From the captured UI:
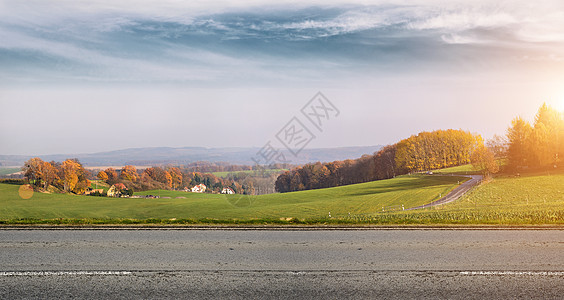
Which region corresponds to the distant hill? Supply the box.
[0,146,383,167]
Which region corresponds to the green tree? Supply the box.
[507,116,532,169]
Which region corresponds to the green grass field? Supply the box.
[378,170,564,225]
[2,166,564,225]
[431,164,480,175]
[89,180,110,192]
[0,168,20,176]
[0,174,465,222]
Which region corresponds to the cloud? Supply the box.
[409,11,517,32]
[1,0,564,85]
[277,9,390,35]
[440,33,483,45]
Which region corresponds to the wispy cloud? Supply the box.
[1,0,564,85]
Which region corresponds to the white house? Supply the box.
[221,187,235,194]
[191,184,206,193]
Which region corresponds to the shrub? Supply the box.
[0,179,25,185]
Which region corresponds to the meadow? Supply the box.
[0,168,20,176]
[0,174,464,223]
[404,171,564,224]
[1,168,564,225]
[431,164,481,175]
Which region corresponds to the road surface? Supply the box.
[408,175,483,210]
[1,229,563,299]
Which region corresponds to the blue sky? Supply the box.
[2,0,564,155]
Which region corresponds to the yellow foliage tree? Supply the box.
[168,167,182,189]
[61,159,80,193]
[120,165,138,182]
[97,171,109,181]
[471,144,499,177]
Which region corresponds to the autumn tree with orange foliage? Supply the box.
[143,167,172,188]
[97,171,109,181]
[395,129,481,173]
[103,168,118,184]
[22,158,44,185]
[61,159,80,193]
[120,165,138,182]
[22,158,59,190]
[471,144,499,177]
[23,158,89,193]
[41,161,59,189]
[168,167,183,189]
[276,129,483,193]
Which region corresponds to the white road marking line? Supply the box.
[286,271,306,275]
[0,271,132,276]
[460,271,564,276]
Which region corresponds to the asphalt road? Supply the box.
[1,229,563,299]
[408,175,483,210]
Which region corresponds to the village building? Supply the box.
[107,183,127,197]
[221,187,235,194]
[191,184,206,193]
[106,185,120,197]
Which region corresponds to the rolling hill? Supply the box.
[0,145,382,167]
[0,174,462,221]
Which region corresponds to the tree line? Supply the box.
[275,129,483,193]
[22,158,90,194]
[97,166,255,194]
[395,129,481,172]
[22,158,283,195]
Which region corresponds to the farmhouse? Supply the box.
[107,183,127,197]
[191,184,206,193]
[107,185,120,197]
[221,187,235,194]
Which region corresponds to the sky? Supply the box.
[2,0,564,155]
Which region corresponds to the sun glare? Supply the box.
[550,94,564,112]
[558,99,564,112]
